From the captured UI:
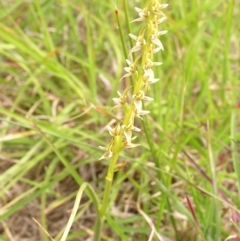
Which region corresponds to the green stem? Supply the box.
[115,7,133,87]
[123,0,135,60]
[115,9,128,59]
[100,152,120,216]
[93,215,103,241]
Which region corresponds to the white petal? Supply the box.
[144,68,154,78]
[111,104,121,110]
[153,47,163,53]
[131,17,145,23]
[99,151,113,160]
[124,136,140,149]
[129,34,138,40]
[139,110,150,115]
[152,61,163,66]
[124,130,132,143]
[152,38,164,50]
[160,4,169,9]
[124,66,131,72]
[158,30,168,35]
[120,72,132,81]
[113,97,120,104]
[99,146,107,151]
[129,45,142,55]
[134,7,143,13]
[143,96,154,102]
[148,78,159,84]
[144,69,159,84]
[134,100,143,112]
[106,126,114,136]
[125,141,141,149]
[126,59,132,65]
[131,136,137,141]
[132,126,141,132]
[158,16,167,24]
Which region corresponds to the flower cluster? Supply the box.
[100,0,167,161]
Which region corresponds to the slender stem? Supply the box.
[94,154,120,241]
[100,177,113,216]
[100,152,120,216]
[123,0,134,55]
[93,215,103,241]
[115,9,128,59]
[115,7,133,87]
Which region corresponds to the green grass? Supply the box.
[0,0,240,240]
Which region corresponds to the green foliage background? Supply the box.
[0,0,239,240]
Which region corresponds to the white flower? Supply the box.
[122,117,141,145]
[99,146,113,160]
[133,99,150,117]
[99,139,115,160]
[152,3,169,15]
[124,121,141,132]
[123,136,140,149]
[132,7,150,22]
[123,129,132,144]
[120,59,136,80]
[113,91,126,108]
[144,58,163,70]
[106,123,122,137]
[129,34,146,55]
[152,30,167,53]
[132,90,154,118]
[143,69,159,84]
[134,98,143,114]
[124,141,141,149]
[151,35,164,51]
[132,91,148,114]
[112,86,132,108]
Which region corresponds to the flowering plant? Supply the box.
[99,0,168,217]
[61,1,167,241]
